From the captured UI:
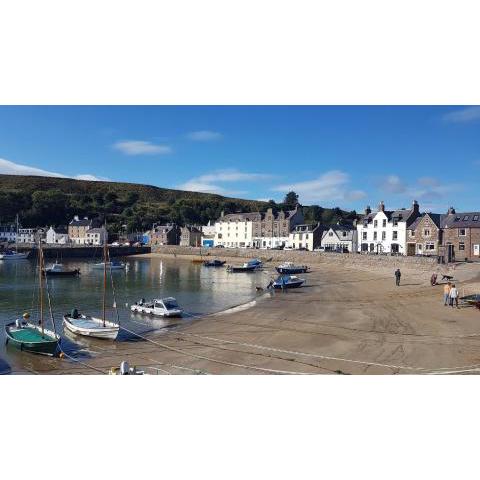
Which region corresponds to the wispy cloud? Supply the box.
[272,170,366,204]
[178,169,274,195]
[186,130,223,142]
[442,106,480,123]
[0,158,107,181]
[379,174,407,194]
[113,140,173,155]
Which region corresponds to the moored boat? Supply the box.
[203,259,226,267]
[0,250,29,260]
[131,297,183,317]
[4,242,60,356]
[44,262,80,276]
[64,233,120,340]
[92,260,126,270]
[227,262,258,272]
[276,262,309,274]
[270,275,305,289]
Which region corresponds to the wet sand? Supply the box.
[7,256,480,375]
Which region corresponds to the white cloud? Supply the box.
[113,140,172,155]
[380,174,407,194]
[186,130,223,142]
[0,157,107,181]
[442,106,480,123]
[272,170,365,204]
[178,169,273,195]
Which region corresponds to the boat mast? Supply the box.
[15,214,19,253]
[39,241,44,337]
[102,223,107,327]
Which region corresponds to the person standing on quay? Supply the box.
[443,282,451,306]
[394,268,401,286]
[449,284,459,309]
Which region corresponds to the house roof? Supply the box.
[181,226,202,234]
[87,228,105,234]
[69,218,92,227]
[293,223,319,233]
[322,226,355,241]
[442,212,480,228]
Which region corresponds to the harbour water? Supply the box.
[0,256,267,373]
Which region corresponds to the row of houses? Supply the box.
[0,216,108,246]
[356,201,480,262]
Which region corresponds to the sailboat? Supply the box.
[4,242,61,356]
[0,215,29,260]
[63,237,120,340]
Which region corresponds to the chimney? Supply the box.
[74,215,79,221]
[412,200,419,213]
[365,205,371,215]
[378,201,385,212]
[447,206,456,215]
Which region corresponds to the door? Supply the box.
[474,244,480,256]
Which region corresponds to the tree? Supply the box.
[283,191,299,206]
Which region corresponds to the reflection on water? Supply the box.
[0,256,269,373]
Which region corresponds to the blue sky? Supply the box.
[1,106,480,213]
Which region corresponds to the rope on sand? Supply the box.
[118,325,313,375]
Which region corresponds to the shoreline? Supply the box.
[6,255,480,375]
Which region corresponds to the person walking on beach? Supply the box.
[449,284,459,309]
[443,282,451,306]
[394,268,401,286]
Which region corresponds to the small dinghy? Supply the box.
[44,262,80,276]
[203,259,226,267]
[63,309,119,340]
[4,243,60,356]
[93,260,126,270]
[64,239,120,340]
[276,262,309,274]
[270,275,305,290]
[5,316,60,356]
[131,297,183,317]
[0,250,29,260]
[227,259,263,272]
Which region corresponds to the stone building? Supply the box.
[68,216,93,245]
[150,224,180,246]
[441,208,480,262]
[180,225,202,247]
[407,213,445,256]
[288,223,322,251]
[252,205,304,249]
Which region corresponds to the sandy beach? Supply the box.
[16,252,479,375]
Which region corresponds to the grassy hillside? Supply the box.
[0,174,357,231]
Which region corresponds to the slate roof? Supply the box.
[442,212,480,228]
[322,226,356,242]
[69,218,92,227]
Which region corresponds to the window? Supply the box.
[463,215,469,221]
[425,243,435,250]
[382,219,386,227]
[342,231,347,237]
[459,242,465,251]
[392,231,398,240]
[424,229,431,237]
[373,232,377,240]
[362,232,367,240]
[455,216,460,222]
[393,219,398,227]
[374,220,378,227]
[329,231,333,236]
[459,229,466,236]
[382,231,386,240]
[472,215,479,221]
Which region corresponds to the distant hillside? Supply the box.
[0,174,357,231]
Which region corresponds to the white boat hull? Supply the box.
[130,305,183,317]
[63,315,119,340]
[0,252,29,260]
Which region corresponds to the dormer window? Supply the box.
[455,217,460,222]
[463,215,469,221]
[474,215,479,221]
[374,220,378,227]
[393,219,398,227]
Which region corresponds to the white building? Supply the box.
[321,224,358,252]
[357,201,420,255]
[46,226,70,245]
[0,224,16,242]
[17,228,36,243]
[85,227,108,246]
[214,212,257,248]
[288,224,322,251]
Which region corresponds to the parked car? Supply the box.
[110,241,120,246]
[215,245,225,248]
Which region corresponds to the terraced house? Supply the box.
[321,223,358,252]
[407,212,445,256]
[357,200,421,255]
[441,208,480,262]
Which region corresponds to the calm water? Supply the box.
[0,256,268,373]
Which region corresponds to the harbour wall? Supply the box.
[151,245,439,269]
[13,245,151,259]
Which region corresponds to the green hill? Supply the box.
[0,174,357,231]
